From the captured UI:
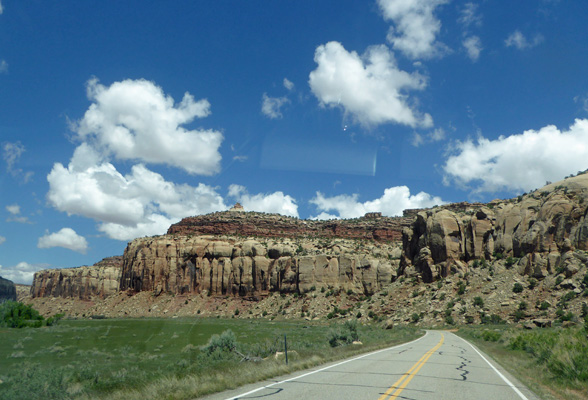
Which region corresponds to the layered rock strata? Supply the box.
[31,257,122,300]
[0,276,17,301]
[401,174,588,282]
[168,212,412,242]
[119,236,399,297]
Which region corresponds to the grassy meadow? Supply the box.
[457,325,588,400]
[0,317,421,400]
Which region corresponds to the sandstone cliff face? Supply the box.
[0,276,17,301]
[401,174,588,282]
[167,212,411,242]
[31,257,122,300]
[119,236,399,297]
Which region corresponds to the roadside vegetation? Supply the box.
[0,316,421,400]
[458,324,588,400]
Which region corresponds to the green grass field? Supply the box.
[457,325,588,400]
[0,318,420,400]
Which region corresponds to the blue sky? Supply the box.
[1,0,588,284]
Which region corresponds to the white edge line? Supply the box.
[223,331,430,400]
[456,333,530,400]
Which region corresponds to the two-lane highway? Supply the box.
[203,330,541,400]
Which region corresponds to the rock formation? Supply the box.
[401,173,588,282]
[0,276,17,301]
[167,211,412,242]
[31,257,122,300]
[119,236,399,297]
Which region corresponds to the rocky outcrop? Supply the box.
[167,211,412,242]
[0,276,17,301]
[31,257,122,300]
[119,236,398,297]
[401,174,588,282]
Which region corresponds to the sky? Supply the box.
[1,0,588,284]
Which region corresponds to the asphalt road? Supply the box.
[202,330,541,400]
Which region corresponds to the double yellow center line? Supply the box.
[378,334,445,400]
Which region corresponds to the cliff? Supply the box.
[0,276,17,301]
[31,256,123,300]
[167,212,412,242]
[119,236,401,297]
[401,173,588,282]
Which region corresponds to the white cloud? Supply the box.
[233,155,248,162]
[261,93,290,119]
[378,0,449,60]
[5,203,31,224]
[228,184,298,217]
[283,78,294,91]
[47,144,227,241]
[574,94,588,113]
[458,3,482,28]
[463,36,482,62]
[505,30,544,50]
[310,186,444,219]
[2,141,34,183]
[6,204,20,215]
[0,262,50,285]
[443,118,588,193]
[309,41,432,128]
[0,1,3,15]
[0,60,7,73]
[38,228,89,254]
[411,127,445,147]
[72,78,223,175]
[0,236,5,245]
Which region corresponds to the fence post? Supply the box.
[284,334,288,365]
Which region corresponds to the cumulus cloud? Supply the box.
[3,141,34,183]
[283,78,294,91]
[443,118,588,193]
[261,93,290,119]
[463,36,482,62]
[0,236,5,245]
[309,41,432,128]
[37,228,88,254]
[47,144,227,241]
[72,78,223,175]
[0,1,3,15]
[310,186,444,219]
[378,0,449,60]
[0,60,7,74]
[505,30,544,50]
[0,262,50,285]
[228,184,298,217]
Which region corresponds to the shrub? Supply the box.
[513,309,525,322]
[513,283,524,293]
[0,301,45,328]
[473,297,484,307]
[457,281,466,295]
[494,252,504,260]
[328,320,359,347]
[528,278,537,290]
[411,313,420,323]
[505,256,516,268]
[519,301,527,311]
[539,301,550,310]
[445,315,454,325]
[201,330,237,360]
[482,330,502,342]
[465,315,474,324]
